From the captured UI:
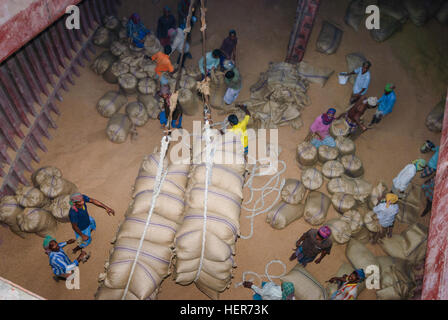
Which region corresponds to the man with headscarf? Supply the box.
[289,226,333,267]
[157,6,176,47]
[68,193,115,254]
[243,280,295,300]
[392,159,426,200]
[329,269,365,300]
[126,13,151,49]
[336,96,378,140]
[348,61,372,104]
[369,83,397,127]
[371,193,399,242]
[43,235,86,282]
[307,108,337,148]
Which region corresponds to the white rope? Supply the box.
[121,135,170,300]
[234,260,287,288]
[194,121,216,282]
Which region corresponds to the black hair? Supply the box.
[212,49,222,58]
[225,71,235,79]
[228,114,239,125]
[164,45,172,55]
[363,61,372,68]
[229,30,237,36]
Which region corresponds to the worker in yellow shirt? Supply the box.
[228,104,251,158]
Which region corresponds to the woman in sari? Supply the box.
[306,108,337,148]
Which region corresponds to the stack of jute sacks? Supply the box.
[91,16,202,144]
[0,166,78,239]
[95,149,190,300]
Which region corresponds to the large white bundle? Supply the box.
[126,102,149,127]
[301,168,323,191]
[322,160,344,179]
[335,136,356,155]
[281,264,327,300]
[303,191,331,226]
[48,195,72,222]
[137,78,156,95]
[281,179,307,205]
[15,186,48,208]
[331,193,357,214]
[364,210,381,232]
[340,210,363,235]
[341,154,364,178]
[318,145,339,163]
[138,94,160,119]
[103,61,130,84]
[346,239,379,271]
[97,91,128,118]
[190,164,244,198]
[352,178,373,202]
[106,113,132,144]
[327,218,352,244]
[39,176,78,199]
[0,196,26,238]
[327,177,356,195]
[32,166,62,187]
[296,141,317,168]
[16,208,57,237]
[368,182,388,210]
[266,202,305,229]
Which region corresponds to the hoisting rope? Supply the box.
[234,260,287,289]
[121,135,171,299]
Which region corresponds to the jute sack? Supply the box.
[397,200,420,225]
[322,160,345,179]
[272,104,301,126]
[341,154,364,178]
[377,256,413,289]
[302,168,323,191]
[266,201,305,230]
[290,116,304,130]
[316,21,343,55]
[209,71,227,109]
[346,238,379,271]
[110,41,130,57]
[370,14,402,42]
[95,286,140,300]
[304,191,331,226]
[378,0,409,23]
[195,282,220,300]
[179,75,197,91]
[144,35,163,56]
[352,178,373,202]
[93,27,116,48]
[344,0,367,31]
[364,210,381,232]
[270,87,296,104]
[191,164,244,198]
[335,136,356,155]
[327,218,352,244]
[178,88,200,116]
[352,226,370,244]
[403,0,428,26]
[125,102,149,127]
[376,256,416,300]
[185,65,202,79]
[140,152,169,176]
[103,16,121,32]
[120,51,145,67]
[330,119,350,138]
[296,142,318,168]
[318,145,339,163]
[16,208,57,237]
[129,66,148,80]
[280,264,327,300]
[103,61,130,84]
[140,60,156,78]
[425,98,445,133]
[0,196,26,238]
[327,177,356,195]
[97,91,128,118]
[48,194,72,223]
[281,179,307,205]
[39,176,78,199]
[106,113,132,144]
[32,166,62,187]
[346,52,367,85]
[15,186,48,208]
[326,263,366,298]
[368,182,388,210]
[341,210,363,235]
[332,193,357,214]
[91,51,117,75]
[118,73,138,95]
[297,61,334,87]
[138,94,160,119]
[437,1,448,24]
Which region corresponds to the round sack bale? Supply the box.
[322,160,344,179]
[17,208,57,238]
[103,16,121,32]
[281,179,307,205]
[344,0,366,31]
[331,193,357,214]
[340,210,363,235]
[138,94,160,119]
[425,98,445,133]
[290,116,304,130]
[341,154,364,178]
[327,218,352,244]
[327,177,356,195]
[137,78,156,95]
[140,61,156,77]
[178,88,200,116]
[103,61,130,84]
[316,21,343,55]
[179,75,197,91]
[266,202,305,230]
[106,113,132,144]
[335,136,356,155]
[97,91,128,117]
[281,264,327,300]
[186,65,202,79]
[296,141,317,168]
[352,226,370,244]
[346,238,379,271]
[318,145,339,163]
[91,51,118,75]
[110,41,129,57]
[93,27,116,48]
[403,0,428,26]
[378,0,409,23]
[32,166,62,187]
[330,119,350,138]
[368,182,388,209]
[129,65,148,80]
[209,71,227,109]
[15,186,48,208]
[118,73,138,95]
[304,191,331,226]
[125,102,149,127]
[370,14,402,42]
[364,210,381,232]
[39,176,78,199]
[0,196,26,238]
[352,178,373,202]
[48,195,72,223]
[143,35,162,56]
[302,168,323,191]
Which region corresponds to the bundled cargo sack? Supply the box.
[0,196,26,238]
[352,178,373,202]
[179,75,197,91]
[144,35,163,56]
[138,94,160,119]
[91,51,117,75]
[280,264,327,300]
[370,14,402,42]
[17,208,57,237]
[364,210,381,232]
[103,61,130,84]
[106,113,132,144]
[316,21,343,55]
[345,0,367,31]
[110,41,129,57]
[266,201,305,229]
[118,73,138,95]
[126,102,149,127]
[281,179,307,205]
[396,184,422,224]
[297,61,334,87]
[326,262,366,298]
[318,145,339,163]
[32,166,62,187]
[437,1,448,24]
[39,176,78,199]
[97,91,128,118]
[322,160,345,179]
[103,16,121,32]
[330,119,350,138]
[15,186,48,208]
[335,136,356,155]
[368,182,388,209]
[332,193,357,214]
[327,177,356,195]
[376,256,415,300]
[403,0,428,26]
[95,286,140,300]
[346,52,367,85]
[304,191,331,226]
[341,210,363,235]
[346,238,379,271]
[341,154,364,178]
[178,88,200,116]
[209,71,227,109]
[296,142,318,168]
[425,98,445,132]
[378,0,409,23]
[327,218,352,244]
[48,195,72,223]
[93,27,116,48]
[302,168,323,191]
[129,66,147,80]
[352,226,370,244]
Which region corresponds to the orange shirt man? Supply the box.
[152,49,174,77]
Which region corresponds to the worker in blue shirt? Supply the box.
[369,83,396,127]
[126,13,151,49]
[420,140,439,178]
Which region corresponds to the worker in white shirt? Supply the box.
[348,61,372,104]
[371,193,400,243]
[243,281,295,300]
[167,27,192,69]
[392,159,426,198]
